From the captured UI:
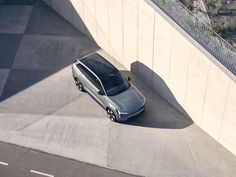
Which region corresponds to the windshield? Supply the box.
[101,71,130,96]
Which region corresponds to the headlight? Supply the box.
[142,96,146,105]
[119,111,128,115]
[137,93,146,105]
[116,109,128,115]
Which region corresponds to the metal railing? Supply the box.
[151,0,236,75]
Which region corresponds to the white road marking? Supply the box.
[0,161,8,166]
[30,170,54,177]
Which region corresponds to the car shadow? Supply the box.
[119,61,193,129]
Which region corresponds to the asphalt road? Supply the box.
[0,142,139,177]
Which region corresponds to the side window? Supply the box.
[77,63,86,74]
[77,63,103,91]
[90,75,103,91]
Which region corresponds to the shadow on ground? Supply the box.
[118,61,193,129]
[0,0,97,102]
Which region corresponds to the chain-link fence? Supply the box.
[151,0,236,75]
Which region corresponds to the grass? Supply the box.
[179,0,236,48]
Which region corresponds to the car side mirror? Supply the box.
[98,90,104,95]
[127,77,131,81]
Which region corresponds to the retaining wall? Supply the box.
[43,0,236,155]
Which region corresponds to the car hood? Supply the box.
[108,85,145,112]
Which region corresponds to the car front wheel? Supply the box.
[74,78,84,92]
[107,108,117,122]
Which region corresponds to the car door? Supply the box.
[88,74,107,108]
[78,63,106,108]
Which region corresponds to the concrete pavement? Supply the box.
[0,1,235,177]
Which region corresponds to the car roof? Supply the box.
[80,52,118,78]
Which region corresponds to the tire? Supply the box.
[74,78,84,92]
[107,108,117,122]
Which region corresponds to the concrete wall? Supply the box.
[43,0,236,155]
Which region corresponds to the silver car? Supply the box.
[72,50,146,122]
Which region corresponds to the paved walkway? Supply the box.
[0,1,235,177]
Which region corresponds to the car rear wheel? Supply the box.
[107,108,117,122]
[74,78,84,92]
